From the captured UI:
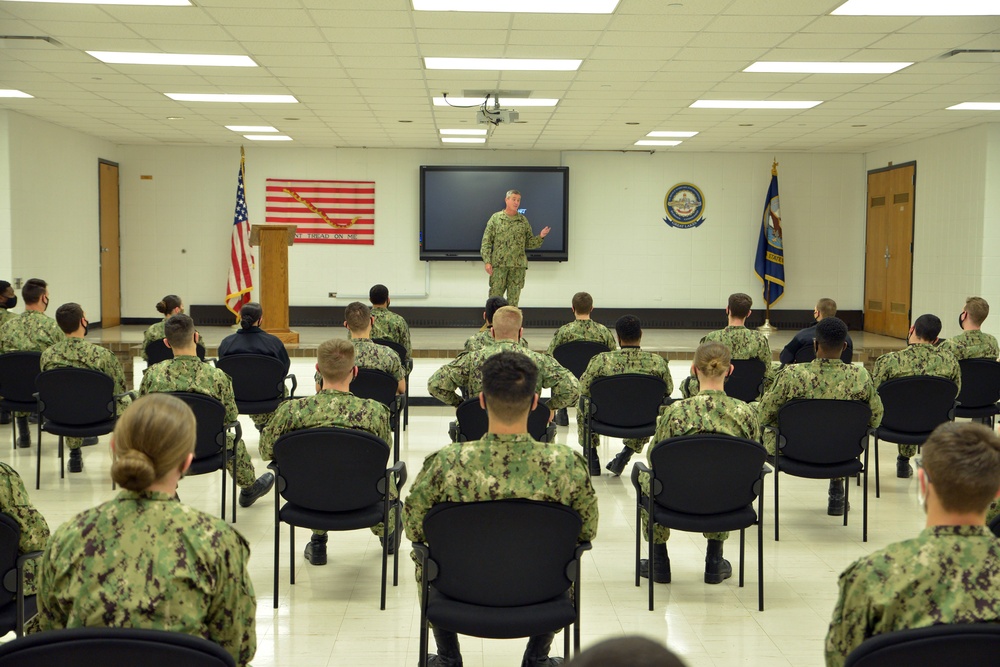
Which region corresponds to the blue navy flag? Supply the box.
[754,165,785,306]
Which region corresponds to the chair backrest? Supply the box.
[989,513,1000,538]
[372,338,408,366]
[35,368,115,426]
[168,393,227,462]
[0,627,236,667]
[552,341,611,379]
[956,359,1000,410]
[777,400,872,464]
[588,374,667,428]
[422,500,582,606]
[878,376,958,434]
[351,368,397,409]
[454,398,552,442]
[725,358,767,402]
[844,623,1000,667]
[145,341,206,366]
[272,427,390,512]
[0,352,42,404]
[647,435,766,515]
[0,514,21,610]
[215,354,287,403]
[794,343,852,364]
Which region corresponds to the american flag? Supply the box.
[264,178,375,245]
[225,148,254,316]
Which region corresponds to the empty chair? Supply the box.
[843,623,1000,667]
[0,352,42,450]
[351,368,404,462]
[954,359,1000,428]
[170,392,239,523]
[0,513,41,638]
[453,397,554,443]
[724,358,767,403]
[582,374,668,468]
[214,354,297,416]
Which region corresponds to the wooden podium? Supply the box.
[249,224,299,344]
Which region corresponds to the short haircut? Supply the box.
[616,315,642,344]
[505,189,521,198]
[922,422,1000,514]
[111,394,196,492]
[565,636,687,667]
[317,338,355,383]
[0,280,10,294]
[913,313,942,341]
[481,351,537,423]
[727,293,753,319]
[694,341,731,379]
[491,306,523,340]
[965,296,990,325]
[816,297,838,318]
[485,296,508,324]
[164,313,195,348]
[155,294,182,315]
[55,302,84,334]
[369,284,389,306]
[572,292,594,315]
[344,301,372,333]
[22,278,47,305]
[239,302,262,330]
[815,316,848,350]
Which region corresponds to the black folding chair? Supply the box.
[413,500,591,666]
[725,359,767,403]
[552,341,610,380]
[767,400,873,542]
[873,376,958,498]
[351,368,404,462]
[955,359,1000,428]
[214,354,297,416]
[0,514,41,639]
[373,338,411,429]
[170,392,240,524]
[582,374,668,466]
[454,397,555,443]
[270,427,406,610]
[145,340,206,367]
[0,352,41,450]
[844,623,1000,667]
[0,627,236,667]
[631,435,767,611]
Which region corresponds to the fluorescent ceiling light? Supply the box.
[440,129,488,135]
[414,0,618,13]
[691,100,822,109]
[0,89,33,98]
[166,93,298,103]
[947,102,1000,110]
[6,0,188,4]
[442,137,487,143]
[226,125,278,132]
[88,51,256,67]
[433,97,558,107]
[635,140,682,147]
[646,131,698,138]
[833,0,1000,15]
[244,135,292,141]
[425,57,581,71]
[745,61,911,74]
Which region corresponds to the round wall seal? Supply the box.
[663,183,707,229]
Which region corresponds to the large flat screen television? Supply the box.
[419,165,569,261]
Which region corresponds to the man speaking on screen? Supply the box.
[480,189,550,307]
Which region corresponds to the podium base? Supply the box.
[266,329,300,344]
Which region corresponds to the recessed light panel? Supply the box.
[833,0,1000,14]
[440,129,488,135]
[226,125,278,132]
[0,89,33,98]
[166,93,298,103]
[244,135,292,141]
[6,0,189,4]
[635,140,682,146]
[947,102,1000,110]
[442,137,487,143]
[88,52,256,67]
[646,131,698,138]
[425,57,581,71]
[414,0,618,13]
[691,100,822,109]
[744,61,911,74]
[433,97,558,107]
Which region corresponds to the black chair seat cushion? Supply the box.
[426,588,575,639]
[649,502,757,534]
[234,399,281,415]
[0,399,35,413]
[188,454,225,476]
[279,501,385,532]
[873,426,931,445]
[955,405,998,419]
[588,421,656,440]
[776,457,862,479]
[0,594,35,634]
[41,419,117,438]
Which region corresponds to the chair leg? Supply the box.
[843,476,849,527]
[774,468,780,542]
[757,494,764,612]
[874,437,881,498]
[563,627,569,660]
[738,528,745,587]
[392,507,401,587]
[273,506,280,609]
[221,448,227,522]
[58,436,64,480]
[647,499,655,611]
[290,527,296,586]
[634,500,642,588]
[35,427,42,491]
[863,452,869,543]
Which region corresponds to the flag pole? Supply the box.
[757,158,779,334]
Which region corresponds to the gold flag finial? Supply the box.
[771,158,778,176]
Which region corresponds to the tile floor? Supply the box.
[2,354,930,667]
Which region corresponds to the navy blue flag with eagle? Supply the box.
[754,165,785,306]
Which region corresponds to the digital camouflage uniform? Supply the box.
[313,337,405,387]
[940,329,999,361]
[757,358,883,456]
[578,347,673,454]
[681,326,773,399]
[259,388,396,538]
[138,356,258,489]
[41,337,132,451]
[988,499,1000,525]
[427,339,580,410]
[463,329,528,355]
[34,490,256,667]
[0,310,65,418]
[140,320,204,362]
[546,319,617,355]
[480,211,544,306]
[371,307,412,360]
[0,462,49,595]
[871,344,961,458]
[0,308,15,329]
[824,525,1000,667]
[639,390,759,545]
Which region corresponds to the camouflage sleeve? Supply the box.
[387,353,404,382]
[34,537,66,632]
[104,350,129,397]
[658,358,674,396]
[568,456,599,542]
[870,355,890,387]
[42,319,64,349]
[402,322,412,358]
[427,359,467,407]
[579,356,601,398]
[545,329,563,356]
[541,356,581,411]
[755,374,788,430]
[824,560,870,667]
[372,403,392,445]
[480,217,495,264]
[206,529,257,667]
[602,328,618,351]
[947,355,962,391]
[0,466,49,554]
[524,226,544,250]
[138,370,152,396]
[861,370,884,428]
[217,374,240,424]
[403,452,445,543]
[259,401,295,461]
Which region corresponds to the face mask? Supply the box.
[3,296,15,309]
[41,296,49,310]
[82,319,89,336]
[958,312,967,330]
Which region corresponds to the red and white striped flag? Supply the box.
[225,147,254,316]
[264,178,375,245]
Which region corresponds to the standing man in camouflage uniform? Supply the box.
[0,280,18,425]
[680,293,772,399]
[0,461,49,595]
[779,298,854,365]
[369,284,412,360]
[872,314,961,479]
[480,189,550,307]
[758,317,882,515]
[406,351,598,667]
[581,315,673,477]
[313,302,406,395]
[825,422,1000,667]
[261,338,396,566]
[0,279,63,449]
[40,303,133,473]
[941,296,998,361]
[139,314,274,508]
[639,342,758,586]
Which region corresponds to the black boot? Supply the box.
[896,455,913,479]
[586,446,601,476]
[380,528,401,555]
[0,410,10,425]
[554,408,568,427]
[238,472,275,508]
[639,542,671,583]
[704,539,732,585]
[426,628,463,667]
[828,478,846,516]
[521,632,561,667]
[304,533,328,566]
[81,436,99,447]
[15,416,30,449]
[69,448,83,473]
[605,445,634,477]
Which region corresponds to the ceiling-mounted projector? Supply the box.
[477,108,519,125]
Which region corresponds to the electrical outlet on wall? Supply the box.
[328,292,337,298]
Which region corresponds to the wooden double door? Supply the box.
[863,163,915,339]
